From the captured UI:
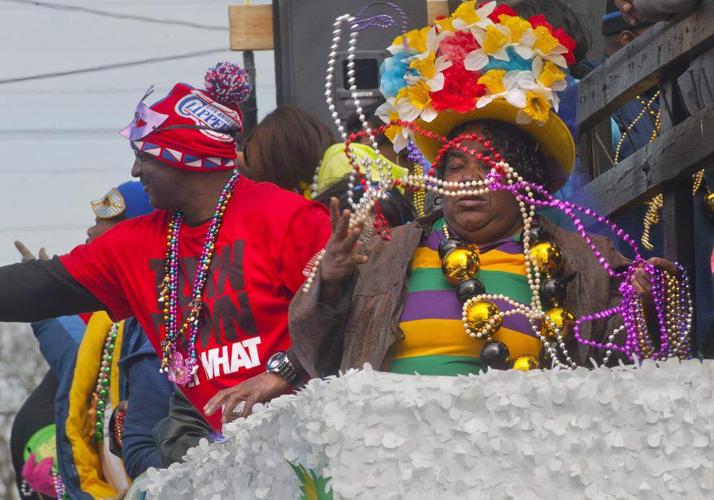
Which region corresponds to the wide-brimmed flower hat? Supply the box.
[378,1,576,189]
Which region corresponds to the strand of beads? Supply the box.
[113,408,126,450]
[302,249,326,293]
[159,170,241,384]
[52,468,67,499]
[489,175,693,361]
[92,322,119,442]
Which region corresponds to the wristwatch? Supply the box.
[266,351,299,385]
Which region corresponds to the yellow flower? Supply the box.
[537,61,565,88]
[453,1,481,27]
[410,52,438,79]
[533,26,559,55]
[384,111,401,141]
[481,25,509,55]
[478,69,507,95]
[391,26,431,54]
[523,91,551,123]
[435,16,455,33]
[397,81,432,111]
[498,14,531,44]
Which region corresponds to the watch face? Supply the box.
[267,352,286,371]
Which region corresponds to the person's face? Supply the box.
[131,152,184,210]
[86,217,124,243]
[441,124,522,244]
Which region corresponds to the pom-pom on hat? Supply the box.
[120,62,252,172]
[378,1,576,189]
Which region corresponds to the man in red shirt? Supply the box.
[0,63,330,430]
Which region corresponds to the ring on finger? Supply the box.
[229,400,246,416]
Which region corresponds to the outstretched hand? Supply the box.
[319,197,369,286]
[14,241,49,263]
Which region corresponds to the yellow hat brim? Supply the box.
[413,100,575,191]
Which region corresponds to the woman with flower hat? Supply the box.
[289,1,688,378]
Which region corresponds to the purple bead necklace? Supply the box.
[159,170,241,384]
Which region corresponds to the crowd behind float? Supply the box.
[3,0,713,498]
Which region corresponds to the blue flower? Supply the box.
[482,47,533,72]
[380,52,414,98]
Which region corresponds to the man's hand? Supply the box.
[14,241,48,263]
[614,0,642,24]
[319,197,368,286]
[203,372,291,423]
[631,257,679,301]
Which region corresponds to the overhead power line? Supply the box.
[0,0,226,31]
[0,47,228,85]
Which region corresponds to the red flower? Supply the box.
[431,65,486,113]
[554,28,577,65]
[438,31,478,67]
[487,4,517,22]
[528,15,577,65]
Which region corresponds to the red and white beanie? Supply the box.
[120,62,252,172]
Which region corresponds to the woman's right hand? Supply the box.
[319,197,368,286]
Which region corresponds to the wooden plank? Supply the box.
[229,4,274,51]
[577,0,714,130]
[571,103,714,216]
[428,0,450,22]
[661,178,694,267]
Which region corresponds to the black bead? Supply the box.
[480,341,510,370]
[526,225,549,244]
[457,279,486,303]
[438,238,460,260]
[539,278,565,307]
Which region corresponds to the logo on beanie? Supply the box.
[175,90,242,142]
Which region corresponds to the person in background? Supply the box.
[314,102,411,200]
[10,181,168,499]
[241,104,336,196]
[614,0,700,23]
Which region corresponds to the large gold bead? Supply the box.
[442,247,480,285]
[465,300,502,337]
[540,307,576,341]
[512,355,539,371]
[705,192,714,213]
[529,241,564,276]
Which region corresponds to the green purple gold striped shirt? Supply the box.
[389,218,542,376]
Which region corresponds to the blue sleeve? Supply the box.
[121,350,173,478]
[32,315,85,377]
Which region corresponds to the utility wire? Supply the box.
[0,47,228,85]
[0,0,226,31]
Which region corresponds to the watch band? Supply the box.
[267,351,299,385]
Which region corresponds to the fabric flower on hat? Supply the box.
[378,0,577,150]
[432,64,486,113]
[527,15,576,67]
[450,1,498,33]
[380,52,412,98]
[377,100,410,152]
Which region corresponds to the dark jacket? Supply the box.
[289,215,630,378]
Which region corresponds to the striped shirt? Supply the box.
[390,218,542,376]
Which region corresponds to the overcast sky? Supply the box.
[0,0,276,265]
